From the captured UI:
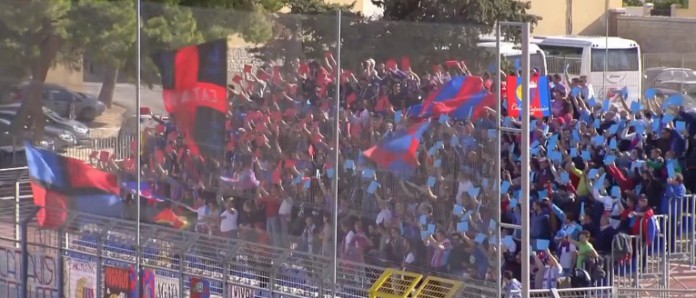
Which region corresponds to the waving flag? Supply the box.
[506,75,551,118]
[409,76,492,120]
[154,207,189,229]
[153,39,228,159]
[25,144,123,228]
[643,208,659,247]
[122,181,165,206]
[363,120,431,177]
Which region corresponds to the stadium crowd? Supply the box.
[115,52,694,292]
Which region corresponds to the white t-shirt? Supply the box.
[558,242,577,270]
[220,209,238,232]
[376,208,393,226]
[279,197,294,216]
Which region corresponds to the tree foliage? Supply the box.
[253,0,540,73]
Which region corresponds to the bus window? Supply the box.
[591,48,640,72]
[505,53,547,75]
[538,45,583,74]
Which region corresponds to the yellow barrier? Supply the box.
[413,276,464,298]
[369,268,423,298]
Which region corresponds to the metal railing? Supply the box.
[62,135,136,163]
[0,171,478,298]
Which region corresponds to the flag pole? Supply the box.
[135,0,142,296]
[331,9,342,297]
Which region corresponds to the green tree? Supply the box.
[253,0,540,73]
[0,0,76,136]
[250,0,363,67]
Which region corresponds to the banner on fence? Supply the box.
[130,268,155,298]
[64,258,97,298]
[104,266,130,298]
[155,273,179,298]
[227,284,260,298]
[190,277,210,298]
[0,246,59,297]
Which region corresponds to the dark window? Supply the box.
[539,45,583,74]
[591,48,640,72]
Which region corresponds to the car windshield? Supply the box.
[42,107,65,121]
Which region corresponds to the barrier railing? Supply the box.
[666,195,696,267]
[62,135,136,163]
[0,195,477,298]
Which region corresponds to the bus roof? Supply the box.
[477,42,543,55]
[533,35,639,49]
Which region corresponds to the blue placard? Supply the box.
[662,114,675,124]
[588,168,599,178]
[570,148,578,157]
[427,224,436,234]
[582,150,592,161]
[367,181,380,194]
[434,159,442,168]
[538,190,548,200]
[468,187,481,198]
[630,101,642,114]
[427,176,437,187]
[667,162,676,178]
[489,219,496,231]
[645,88,657,99]
[488,129,497,139]
[501,181,511,193]
[611,186,621,197]
[453,204,464,215]
[304,179,311,189]
[394,111,402,124]
[456,221,469,232]
[560,172,570,184]
[604,154,616,165]
[676,121,687,132]
[608,124,619,135]
[439,114,450,124]
[609,138,618,149]
[327,168,335,178]
[595,173,606,189]
[593,135,604,146]
[510,199,518,208]
[362,168,375,179]
[503,235,515,247]
[474,233,487,244]
[344,160,355,170]
[536,239,550,250]
[419,215,427,225]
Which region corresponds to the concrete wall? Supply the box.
[526,0,622,36]
[616,15,696,54]
[673,0,695,18]
[45,64,84,92]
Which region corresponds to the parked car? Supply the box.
[643,67,696,91]
[0,103,90,144]
[0,118,60,153]
[10,82,106,122]
[0,114,77,152]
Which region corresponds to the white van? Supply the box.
[533,36,642,103]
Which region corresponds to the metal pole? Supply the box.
[14,181,20,247]
[19,207,39,298]
[494,22,503,298]
[520,22,532,298]
[331,9,342,296]
[135,0,143,296]
[603,0,609,99]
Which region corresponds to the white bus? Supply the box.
[533,36,642,103]
[477,41,548,75]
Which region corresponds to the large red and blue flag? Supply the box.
[363,120,430,177]
[506,74,551,118]
[409,76,493,121]
[153,39,228,159]
[25,144,123,228]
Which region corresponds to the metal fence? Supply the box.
[62,135,136,164]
